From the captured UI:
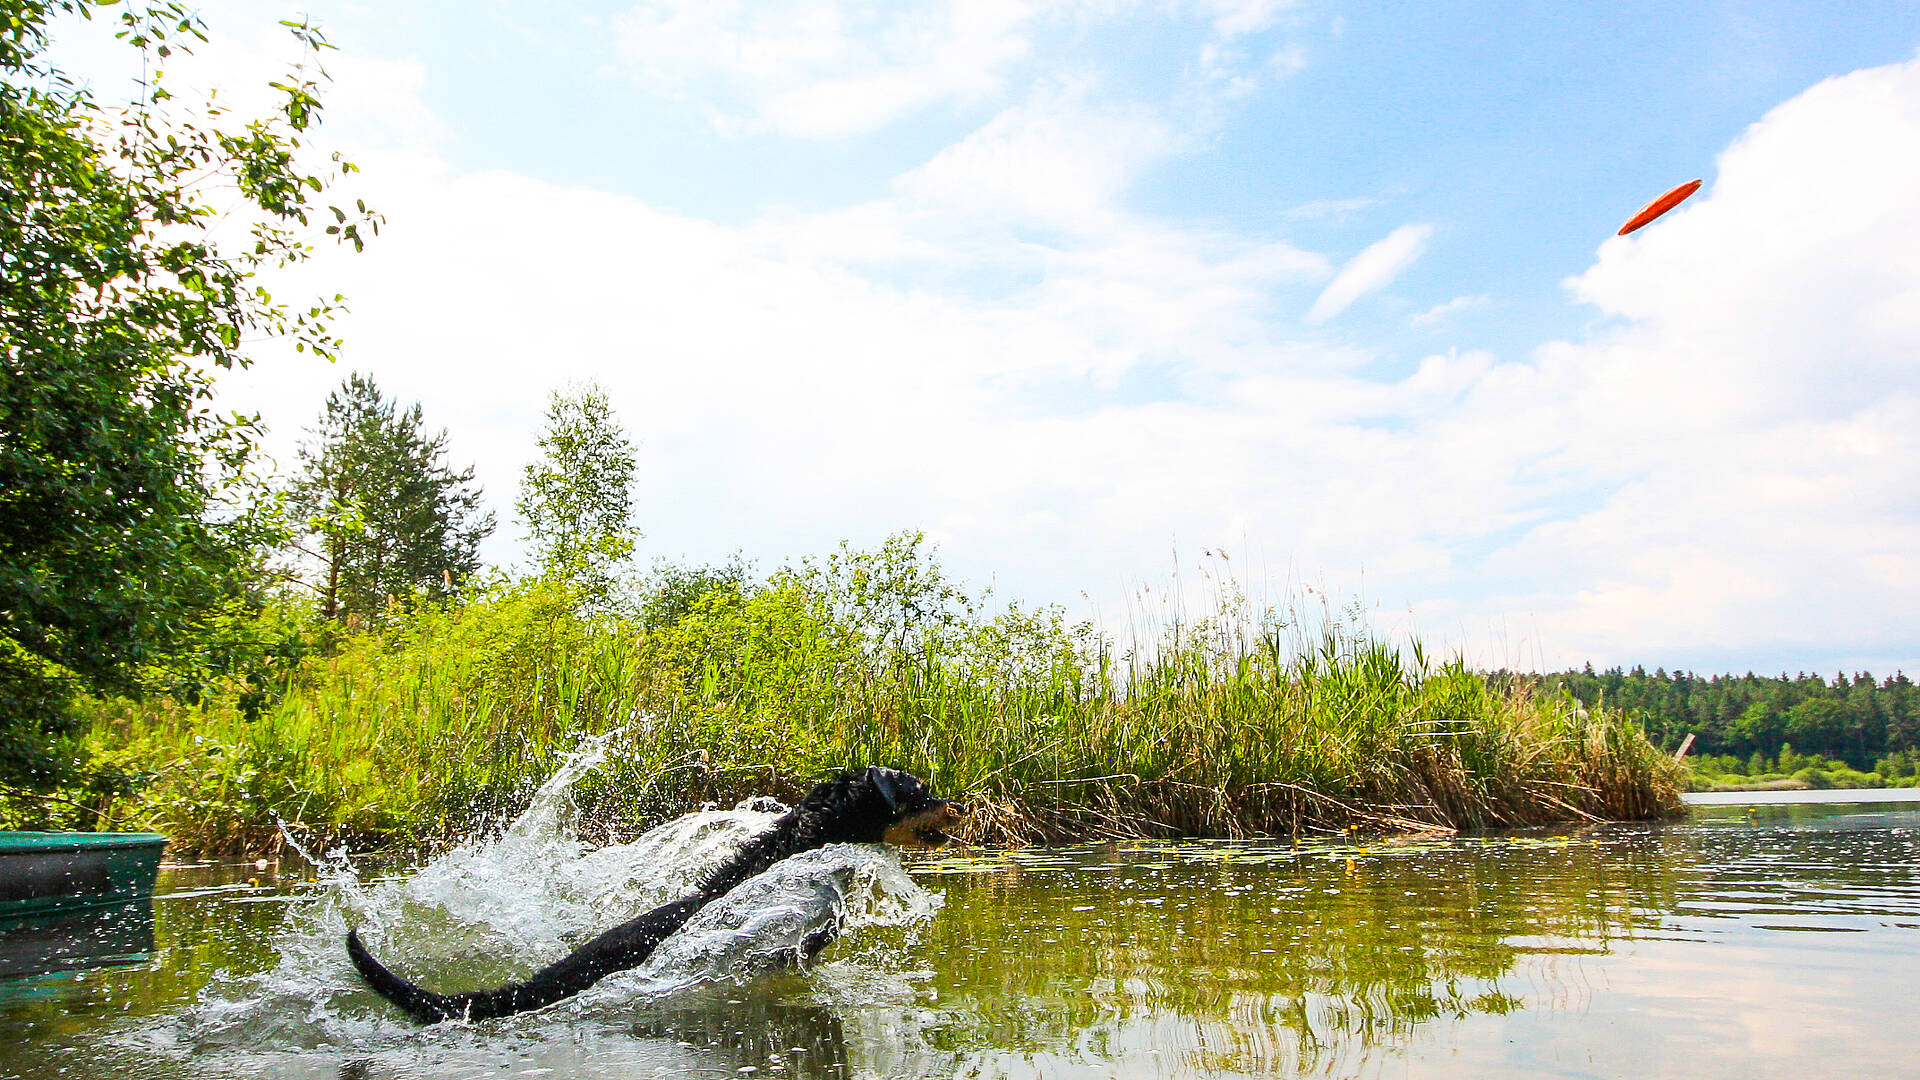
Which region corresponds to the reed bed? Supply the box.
[77,542,1684,855]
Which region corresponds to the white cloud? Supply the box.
[218,59,1352,602]
[1194,0,1295,39]
[603,0,1309,138]
[1282,196,1378,222]
[161,9,1920,675]
[1447,53,1920,669]
[892,83,1178,230]
[1305,224,1433,324]
[1267,44,1309,80]
[606,0,1046,137]
[1411,294,1488,327]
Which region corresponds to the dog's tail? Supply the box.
[346,928,473,1023]
[346,899,702,1024]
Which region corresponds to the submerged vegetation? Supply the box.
[39,535,1682,855]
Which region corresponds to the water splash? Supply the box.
[583,844,939,1005]
[152,740,941,1058]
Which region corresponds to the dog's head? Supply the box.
[802,766,967,849]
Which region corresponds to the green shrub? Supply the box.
[1790,767,1833,789]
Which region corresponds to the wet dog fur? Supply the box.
[346,766,965,1023]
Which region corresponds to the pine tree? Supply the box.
[1887,673,1917,753]
[517,382,638,604]
[290,374,493,621]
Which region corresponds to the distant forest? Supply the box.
[1525,666,1918,770]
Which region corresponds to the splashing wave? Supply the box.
[152,739,941,1058]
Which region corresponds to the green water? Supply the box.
[3,801,1917,1079]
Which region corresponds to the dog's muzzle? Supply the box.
[886,800,969,848]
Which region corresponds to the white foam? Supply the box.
[580,844,941,1006]
[154,741,941,1055]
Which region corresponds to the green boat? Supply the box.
[0,831,168,918]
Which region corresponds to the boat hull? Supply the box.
[0,832,168,918]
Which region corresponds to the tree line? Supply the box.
[1533,665,1919,771]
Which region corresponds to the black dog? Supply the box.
[346,766,965,1023]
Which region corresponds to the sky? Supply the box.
[43,0,1920,676]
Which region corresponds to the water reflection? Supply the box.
[2,804,1917,1079]
[903,807,1920,1079]
[308,992,865,1080]
[0,897,155,984]
[911,833,1663,1077]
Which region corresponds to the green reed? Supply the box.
[78,538,1682,854]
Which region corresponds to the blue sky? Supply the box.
[49,1,1920,674]
[334,0,1920,357]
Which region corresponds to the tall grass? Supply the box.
[77,536,1683,854]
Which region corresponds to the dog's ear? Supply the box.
[866,766,904,811]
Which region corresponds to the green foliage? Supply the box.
[1790,766,1834,790]
[0,639,75,788]
[1878,749,1920,779]
[1548,664,1916,770]
[73,536,1682,854]
[1685,742,1918,792]
[637,554,749,632]
[0,0,375,791]
[792,532,978,662]
[516,382,638,603]
[289,372,492,621]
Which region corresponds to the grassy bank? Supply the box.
[1685,746,1920,792]
[47,538,1682,855]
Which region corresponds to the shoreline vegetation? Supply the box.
[1685,749,1920,793]
[28,537,1684,856]
[1541,667,1920,793]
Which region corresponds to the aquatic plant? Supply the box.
[76,537,1683,854]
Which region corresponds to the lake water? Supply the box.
[4,777,1918,1079]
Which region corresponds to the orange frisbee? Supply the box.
[1617,179,1702,235]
